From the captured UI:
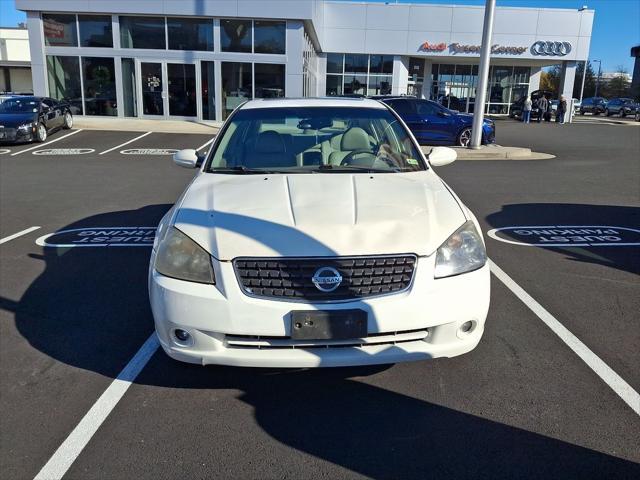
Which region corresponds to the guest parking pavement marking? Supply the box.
[99,131,152,155]
[0,148,11,155]
[10,129,84,156]
[487,225,640,247]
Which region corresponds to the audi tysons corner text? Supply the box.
[149,98,490,368]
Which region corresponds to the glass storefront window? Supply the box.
[255,63,285,98]
[367,75,392,96]
[46,55,83,114]
[369,55,393,75]
[343,75,367,95]
[344,54,368,74]
[513,67,530,84]
[167,18,213,51]
[408,57,424,82]
[254,21,285,54]
[327,54,344,74]
[78,15,113,47]
[168,63,197,117]
[120,16,166,49]
[221,20,252,53]
[141,62,163,115]
[43,14,77,47]
[221,62,252,119]
[121,58,137,117]
[82,57,117,116]
[201,61,216,121]
[326,75,342,96]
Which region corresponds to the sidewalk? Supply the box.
[74,117,222,134]
[421,144,555,160]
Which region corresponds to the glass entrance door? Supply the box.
[140,62,164,116]
[167,63,197,118]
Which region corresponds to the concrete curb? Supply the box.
[74,118,221,134]
[421,145,555,161]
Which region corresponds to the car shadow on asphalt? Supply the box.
[2,204,639,478]
[486,203,640,275]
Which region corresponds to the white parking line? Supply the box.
[0,226,41,245]
[196,137,215,151]
[99,131,152,155]
[10,129,84,156]
[33,333,159,480]
[32,259,640,480]
[489,259,640,416]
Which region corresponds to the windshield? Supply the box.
[0,98,39,114]
[206,106,426,174]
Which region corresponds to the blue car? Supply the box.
[380,97,496,147]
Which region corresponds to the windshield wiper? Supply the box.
[210,166,278,174]
[312,164,397,173]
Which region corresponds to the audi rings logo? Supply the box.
[531,41,572,56]
[311,267,343,293]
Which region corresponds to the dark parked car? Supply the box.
[604,98,636,117]
[509,89,552,121]
[0,96,73,144]
[380,97,495,147]
[579,97,607,115]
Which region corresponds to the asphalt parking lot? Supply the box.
[1,121,639,479]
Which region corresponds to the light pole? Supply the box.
[593,59,602,97]
[469,0,496,149]
[579,60,587,103]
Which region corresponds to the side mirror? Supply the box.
[428,146,457,167]
[173,149,199,169]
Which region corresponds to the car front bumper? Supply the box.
[149,254,491,368]
[0,127,35,144]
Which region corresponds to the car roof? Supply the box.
[240,97,387,110]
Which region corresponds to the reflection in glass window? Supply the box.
[367,75,392,96]
[82,57,117,116]
[370,55,393,75]
[46,55,83,114]
[141,62,163,115]
[167,18,213,51]
[201,61,216,121]
[326,53,344,74]
[43,14,77,47]
[120,16,166,49]
[326,75,343,96]
[344,54,368,74]
[121,58,137,117]
[78,15,113,47]
[254,21,285,54]
[255,63,285,98]
[343,75,367,95]
[513,67,530,84]
[221,20,252,53]
[408,57,424,82]
[221,62,252,119]
[168,63,197,117]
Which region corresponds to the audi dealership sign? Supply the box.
[531,41,572,56]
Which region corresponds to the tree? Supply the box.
[601,65,631,98]
[540,65,560,95]
[574,61,597,98]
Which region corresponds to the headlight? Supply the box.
[17,123,35,132]
[434,221,487,278]
[154,227,215,284]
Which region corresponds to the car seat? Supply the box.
[246,130,296,168]
[327,127,372,165]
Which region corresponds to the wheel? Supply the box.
[580,109,585,115]
[604,109,610,116]
[620,110,626,118]
[63,111,73,129]
[456,127,472,147]
[35,123,47,142]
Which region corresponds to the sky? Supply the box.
[0,0,638,72]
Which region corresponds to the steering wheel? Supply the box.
[340,149,379,167]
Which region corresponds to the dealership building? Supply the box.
[17,0,594,121]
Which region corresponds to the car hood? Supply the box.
[173,171,466,260]
[0,112,37,127]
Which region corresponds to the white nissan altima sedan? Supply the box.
[149,97,490,367]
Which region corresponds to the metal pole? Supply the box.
[594,60,601,97]
[469,0,496,149]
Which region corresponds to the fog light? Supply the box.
[460,321,473,333]
[174,329,191,343]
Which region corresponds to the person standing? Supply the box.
[557,95,567,124]
[523,96,532,124]
[536,95,549,123]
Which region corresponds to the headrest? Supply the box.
[341,127,370,151]
[255,130,286,153]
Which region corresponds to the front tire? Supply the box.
[63,111,73,129]
[604,108,610,117]
[35,123,47,142]
[456,127,472,147]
